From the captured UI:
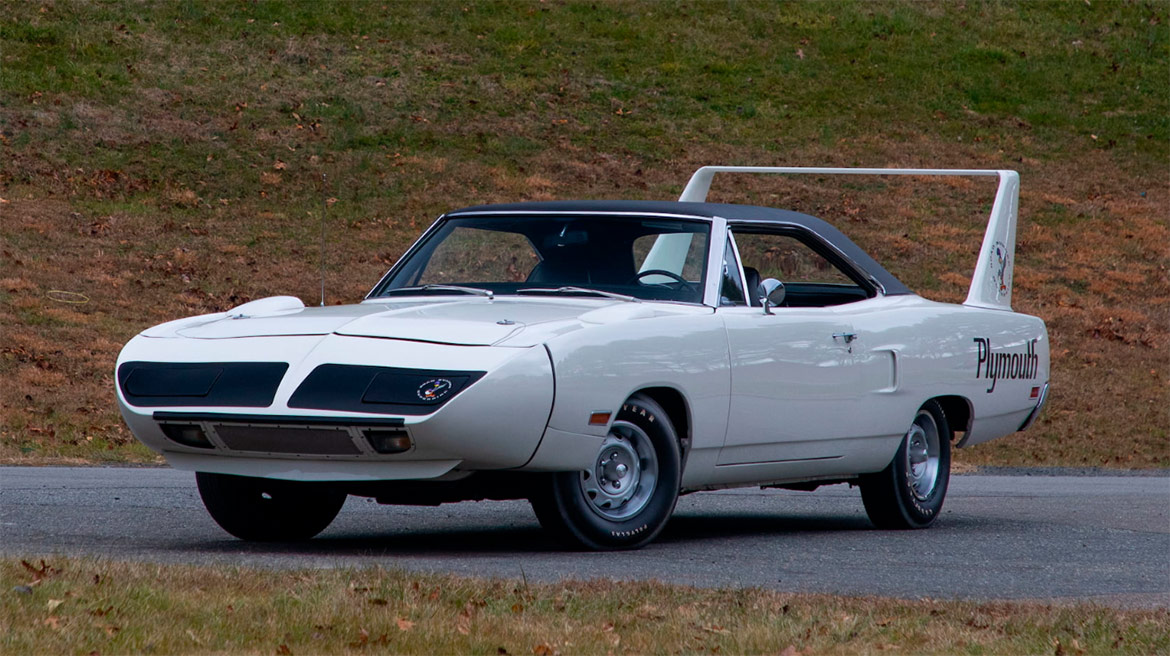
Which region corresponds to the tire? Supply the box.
[195,472,346,541]
[860,399,952,529]
[530,394,682,550]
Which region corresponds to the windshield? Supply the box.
[372,215,711,304]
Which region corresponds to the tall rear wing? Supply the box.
[680,166,1020,311]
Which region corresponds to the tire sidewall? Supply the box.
[551,395,681,549]
[893,401,951,527]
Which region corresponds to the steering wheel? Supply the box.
[629,269,691,286]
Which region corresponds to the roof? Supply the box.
[448,200,911,296]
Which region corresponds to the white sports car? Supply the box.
[116,166,1049,550]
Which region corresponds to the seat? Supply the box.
[743,266,761,306]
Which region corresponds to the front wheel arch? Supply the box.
[632,386,691,460]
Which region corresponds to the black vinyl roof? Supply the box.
[449,200,911,295]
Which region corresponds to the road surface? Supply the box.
[1,466,1166,608]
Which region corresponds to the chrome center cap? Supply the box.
[908,426,929,474]
[594,439,639,498]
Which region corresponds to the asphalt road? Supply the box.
[2,467,1167,608]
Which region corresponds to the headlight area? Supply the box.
[154,413,415,457]
[288,365,486,415]
[117,361,289,408]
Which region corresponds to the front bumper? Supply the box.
[117,333,557,479]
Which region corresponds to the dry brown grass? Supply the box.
[2,557,1167,655]
[1,1,1166,467]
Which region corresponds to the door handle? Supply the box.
[832,332,857,344]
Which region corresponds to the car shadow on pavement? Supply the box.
[658,512,875,544]
[163,512,981,557]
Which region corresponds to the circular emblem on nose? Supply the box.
[417,378,453,401]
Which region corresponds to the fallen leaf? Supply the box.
[276,644,292,655]
[396,618,414,631]
[702,624,730,635]
[796,48,805,59]
[273,160,287,170]
[511,602,524,613]
[533,644,555,656]
[43,616,61,629]
[47,598,64,611]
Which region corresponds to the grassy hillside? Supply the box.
[1,1,1167,466]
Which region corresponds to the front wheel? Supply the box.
[859,400,952,529]
[196,472,346,541]
[531,394,681,550]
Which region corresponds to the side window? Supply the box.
[718,238,746,306]
[732,231,872,307]
[418,227,538,284]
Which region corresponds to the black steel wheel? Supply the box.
[196,472,346,541]
[859,399,952,529]
[531,394,681,550]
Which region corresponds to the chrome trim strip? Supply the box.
[1017,381,1050,432]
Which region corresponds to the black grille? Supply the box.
[213,424,361,455]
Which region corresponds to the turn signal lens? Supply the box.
[364,429,412,454]
[588,412,611,426]
[160,423,214,449]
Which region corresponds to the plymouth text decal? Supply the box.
[974,337,1038,393]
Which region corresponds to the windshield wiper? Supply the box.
[517,286,638,302]
[381,284,494,298]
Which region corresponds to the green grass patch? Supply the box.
[2,558,1167,655]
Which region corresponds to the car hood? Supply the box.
[158,297,660,347]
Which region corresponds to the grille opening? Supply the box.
[214,424,361,455]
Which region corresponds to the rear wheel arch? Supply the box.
[932,395,971,441]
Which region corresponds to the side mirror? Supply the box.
[759,278,785,315]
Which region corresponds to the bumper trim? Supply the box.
[152,411,405,427]
[1017,382,1050,432]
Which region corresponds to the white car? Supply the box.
[116,166,1049,550]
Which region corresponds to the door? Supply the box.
[719,308,861,464]
[716,227,877,466]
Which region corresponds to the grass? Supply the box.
[0,0,1167,467]
[2,557,1167,655]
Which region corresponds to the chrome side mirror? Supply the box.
[760,278,785,315]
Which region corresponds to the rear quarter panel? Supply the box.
[849,295,1050,448]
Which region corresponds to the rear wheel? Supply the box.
[860,400,952,529]
[531,394,681,550]
[196,472,346,541]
